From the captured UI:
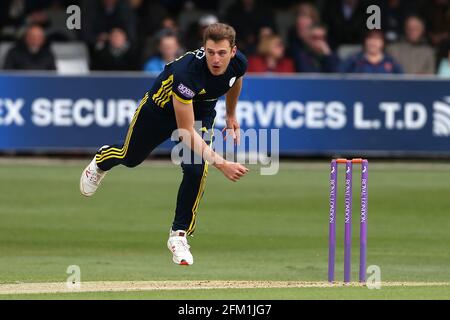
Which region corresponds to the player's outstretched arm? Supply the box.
[173,96,249,182]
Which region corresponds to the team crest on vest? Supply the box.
[229,77,236,87]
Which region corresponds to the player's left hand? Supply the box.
[222,116,241,146]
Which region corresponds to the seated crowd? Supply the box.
[0,0,449,76]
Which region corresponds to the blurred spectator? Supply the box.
[92,28,138,70]
[140,16,181,66]
[225,0,275,55]
[387,15,435,74]
[287,2,321,52]
[437,43,450,77]
[0,0,67,40]
[294,24,340,73]
[128,0,168,39]
[161,16,180,33]
[184,14,218,51]
[382,0,407,43]
[422,0,450,48]
[248,34,295,73]
[323,0,366,49]
[177,0,209,33]
[256,26,276,48]
[379,0,424,43]
[34,0,79,42]
[3,24,56,70]
[340,30,403,74]
[143,29,182,73]
[81,0,137,48]
[0,0,27,40]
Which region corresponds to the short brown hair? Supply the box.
[203,23,236,47]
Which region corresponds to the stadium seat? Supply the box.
[275,9,296,42]
[337,44,362,61]
[55,58,89,74]
[51,42,90,74]
[0,42,14,69]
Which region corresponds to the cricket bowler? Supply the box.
[80,23,249,266]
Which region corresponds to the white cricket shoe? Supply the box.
[80,155,107,197]
[167,230,194,266]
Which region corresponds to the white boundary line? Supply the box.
[1,281,449,295]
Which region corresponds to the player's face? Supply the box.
[204,39,237,76]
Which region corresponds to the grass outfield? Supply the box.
[0,160,449,299]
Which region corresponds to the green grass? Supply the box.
[0,160,449,299]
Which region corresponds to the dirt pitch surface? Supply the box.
[1,281,450,295]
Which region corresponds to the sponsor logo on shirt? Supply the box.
[177,83,195,99]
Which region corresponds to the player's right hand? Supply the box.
[216,161,249,182]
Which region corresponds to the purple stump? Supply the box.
[328,160,338,282]
[359,160,369,282]
[344,160,353,283]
